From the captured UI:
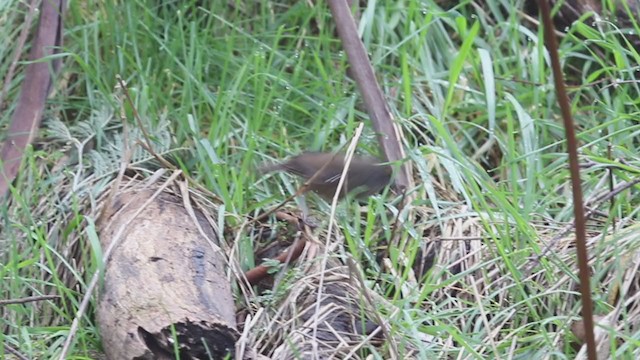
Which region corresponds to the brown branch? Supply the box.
[326,0,412,195]
[537,1,596,359]
[0,0,40,109]
[3,343,29,360]
[0,294,60,306]
[0,0,65,198]
[243,232,308,286]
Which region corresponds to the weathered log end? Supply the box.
[133,320,238,359]
[96,187,238,359]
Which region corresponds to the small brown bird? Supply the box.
[260,152,393,201]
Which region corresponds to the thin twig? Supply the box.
[0,0,40,109]
[607,143,615,223]
[98,78,134,224]
[435,236,488,241]
[517,9,566,38]
[537,1,596,358]
[116,75,155,153]
[0,294,60,306]
[3,343,29,360]
[243,230,308,285]
[326,0,412,197]
[0,0,65,197]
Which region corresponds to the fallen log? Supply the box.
[96,187,238,359]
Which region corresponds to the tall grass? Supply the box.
[1,0,639,358]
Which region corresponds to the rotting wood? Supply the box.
[96,188,238,359]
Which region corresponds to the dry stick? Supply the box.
[274,210,302,224]
[268,213,314,290]
[0,0,39,108]
[3,343,29,360]
[178,180,223,256]
[537,1,597,359]
[0,0,64,197]
[471,276,501,360]
[586,178,640,207]
[58,170,183,359]
[0,294,60,306]
[579,159,640,174]
[116,75,174,171]
[607,143,615,224]
[326,0,412,196]
[518,10,566,38]
[327,1,414,271]
[243,233,308,285]
[495,75,622,90]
